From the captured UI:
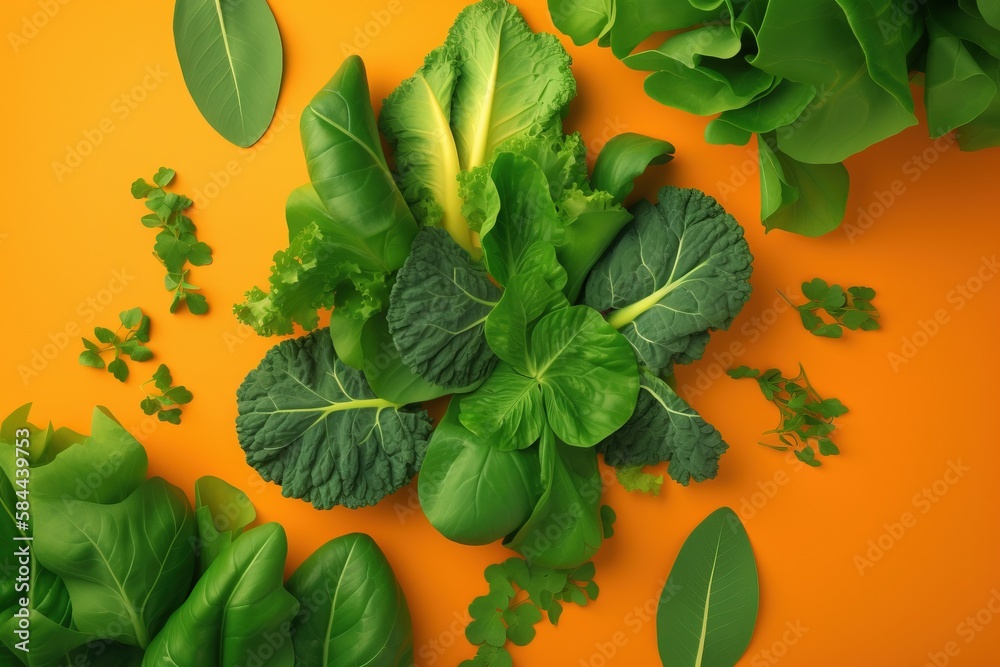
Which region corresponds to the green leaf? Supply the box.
[530,306,639,447]
[158,409,182,425]
[758,137,850,236]
[600,370,728,485]
[141,524,299,666]
[616,465,664,495]
[152,167,176,188]
[152,364,172,392]
[94,327,117,344]
[119,307,143,328]
[164,386,193,405]
[387,228,501,389]
[173,0,283,147]
[235,329,432,509]
[186,241,213,267]
[184,292,209,315]
[128,345,154,362]
[586,187,753,373]
[811,323,844,338]
[153,232,192,274]
[301,56,417,274]
[591,132,674,202]
[460,364,545,451]
[607,0,723,59]
[193,475,256,575]
[131,178,154,199]
[78,350,105,369]
[108,358,129,382]
[461,644,513,667]
[286,533,414,667]
[656,507,759,667]
[548,0,613,46]
[503,604,543,646]
[505,428,604,569]
[418,399,542,546]
[34,478,196,649]
[485,272,567,376]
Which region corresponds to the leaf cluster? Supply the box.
[78,307,152,381]
[131,167,212,314]
[727,364,848,466]
[785,279,879,338]
[462,558,598,666]
[140,364,193,425]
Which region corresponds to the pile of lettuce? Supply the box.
[549,0,1000,236]
[0,405,413,667]
[235,0,753,570]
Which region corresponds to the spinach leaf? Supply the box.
[599,370,728,485]
[387,228,501,389]
[591,133,674,202]
[585,187,753,374]
[286,533,413,666]
[142,524,299,667]
[418,400,542,546]
[173,0,283,148]
[236,330,433,509]
[193,476,255,575]
[504,428,604,569]
[657,508,759,667]
[33,478,196,649]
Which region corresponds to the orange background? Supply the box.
[3,1,1000,665]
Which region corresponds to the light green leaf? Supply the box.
[548,0,614,46]
[592,133,674,203]
[193,475,256,575]
[286,533,413,667]
[485,273,567,376]
[460,364,545,452]
[759,137,850,236]
[657,508,759,667]
[173,0,282,147]
[419,400,542,546]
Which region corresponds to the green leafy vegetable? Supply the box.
[235,329,432,509]
[78,308,153,381]
[193,476,255,574]
[780,279,880,338]
[140,364,193,425]
[462,557,598,666]
[387,228,501,389]
[131,168,212,314]
[286,533,413,667]
[657,507,759,667]
[550,0,1000,234]
[419,399,542,546]
[173,0,283,147]
[141,524,299,666]
[585,186,753,374]
[591,133,675,202]
[600,370,728,486]
[727,364,848,466]
[615,465,664,495]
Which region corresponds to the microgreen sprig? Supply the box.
[140,364,193,425]
[779,278,879,338]
[78,308,153,381]
[728,364,848,467]
[131,167,212,314]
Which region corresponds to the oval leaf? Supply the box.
[657,507,759,667]
[173,0,283,147]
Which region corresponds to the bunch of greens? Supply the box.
[549,0,1000,235]
[0,404,413,667]
[462,558,601,666]
[78,307,152,381]
[727,364,848,466]
[131,168,212,314]
[140,364,193,425]
[781,278,880,338]
[235,0,751,602]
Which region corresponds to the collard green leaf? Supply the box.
[173,0,283,148]
[33,478,196,649]
[505,429,604,569]
[235,330,432,509]
[591,133,674,203]
[657,508,759,667]
[387,228,501,389]
[759,137,850,236]
[419,400,542,546]
[599,371,728,486]
[448,0,576,170]
[193,476,256,575]
[585,187,752,373]
[286,533,413,667]
[141,524,299,667]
